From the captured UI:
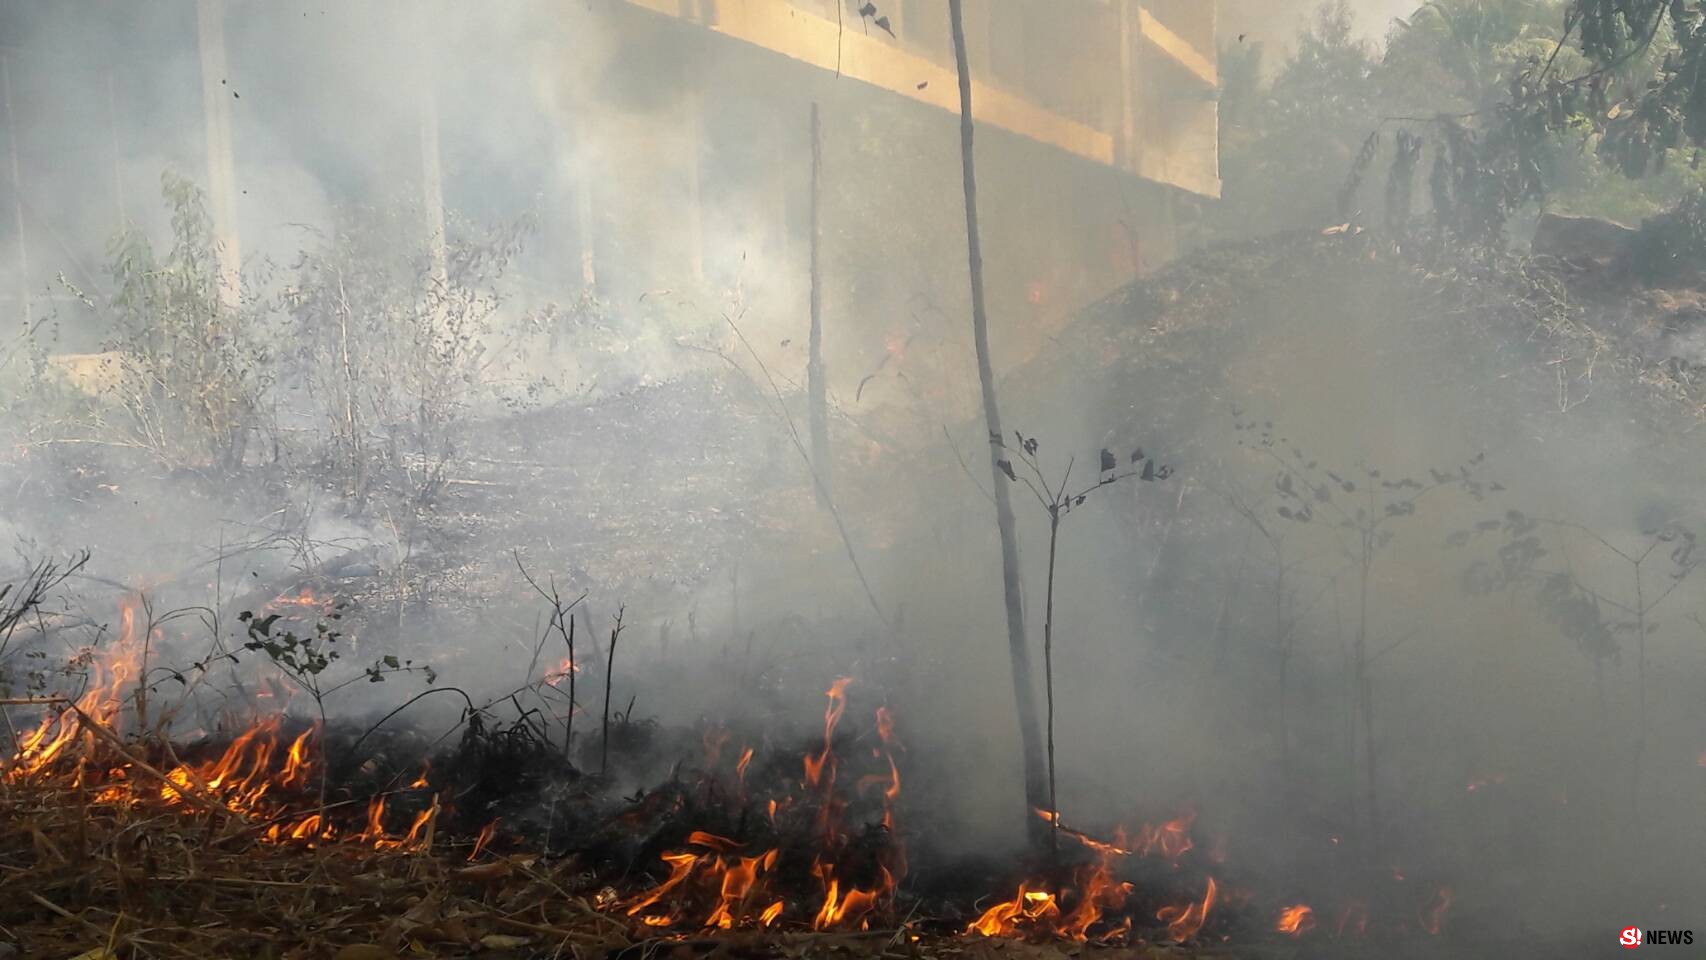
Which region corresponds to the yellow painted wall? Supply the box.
[617,0,1219,198]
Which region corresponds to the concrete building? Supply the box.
[572,0,1222,404]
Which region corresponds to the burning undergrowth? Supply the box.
[0,565,1486,960]
[0,606,1468,960]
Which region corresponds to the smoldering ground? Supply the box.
[0,2,1703,957]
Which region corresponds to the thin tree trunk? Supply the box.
[1278,651,1291,789]
[1275,560,1290,779]
[948,0,1048,834]
[601,608,623,774]
[1043,509,1061,855]
[808,102,832,506]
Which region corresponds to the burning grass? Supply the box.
[0,631,1447,958]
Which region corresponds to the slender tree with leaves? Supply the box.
[996,433,1166,852]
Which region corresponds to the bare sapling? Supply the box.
[995,430,1168,854]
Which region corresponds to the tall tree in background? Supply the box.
[1562,0,1706,174]
[1412,0,1706,236]
[1215,1,1706,240]
[1428,0,1705,228]
[948,0,1048,831]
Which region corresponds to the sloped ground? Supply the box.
[394,228,1706,682]
[997,228,1706,487]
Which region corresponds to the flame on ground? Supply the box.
[614,678,904,933]
[968,883,1062,939]
[4,632,1440,945]
[469,818,500,861]
[1276,903,1315,936]
[8,625,448,854]
[1156,877,1218,942]
[1033,807,1197,864]
[966,841,1135,942]
[267,585,335,614]
[622,839,788,931]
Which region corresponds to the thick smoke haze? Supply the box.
[1222,0,1416,45]
[0,2,1702,957]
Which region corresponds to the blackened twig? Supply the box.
[601,605,625,774]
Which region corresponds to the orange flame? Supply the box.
[545,656,580,686]
[804,678,852,791]
[687,831,741,852]
[601,688,912,933]
[1031,809,1135,857]
[964,842,1131,943]
[268,585,334,613]
[736,746,754,795]
[469,818,500,861]
[813,862,891,931]
[967,883,1062,938]
[359,794,438,853]
[10,612,144,783]
[623,851,701,922]
[705,849,780,929]
[1156,877,1217,942]
[1276,904,1315,936]
[1133,811,1196,863]
[360,795,389,841]
[1058,855,1132,940]
[281,726,316,789]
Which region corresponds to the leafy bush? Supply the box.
[99,172,275,471]
[283,202,535,506]
[1631,187,1706,287]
